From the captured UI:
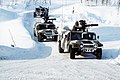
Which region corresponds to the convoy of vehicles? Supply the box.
[33,6,103,59]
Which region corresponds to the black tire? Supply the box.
[54,36,58,41]
[34,30,36,37]
[58,41,64,53]
[70,47,75,59]
[34,12,36,17]
[38,34,42,42]
[96,48,102,59]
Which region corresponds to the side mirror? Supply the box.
[97,36,99,39]
[65,35,67,38]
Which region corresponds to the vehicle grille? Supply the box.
[46,31,52,35]
[84,45,94,47]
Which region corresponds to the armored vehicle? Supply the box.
[58,31,103,59]
[34,18,58,42]
[34,6,49,18]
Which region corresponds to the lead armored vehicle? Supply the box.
[58,20,103,59]
[58,31,103,59]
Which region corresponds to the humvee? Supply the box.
[34,19,58,42]
[58,31,103,59]
[34,6,49,18]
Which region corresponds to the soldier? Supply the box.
[72,21,80,31]
[72,20,87,31]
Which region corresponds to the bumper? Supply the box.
[79,48,97,53]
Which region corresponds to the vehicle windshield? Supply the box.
[71,33,82,40]
[47,25,55,29]
[37,24,46,30]
[37,24,55,30]
[82,33,96,40]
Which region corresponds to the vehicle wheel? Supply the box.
[34,30,36,37]
[96,48,102,59]
[54,36,58,41]
[59,41,64,53]
[70,47,75,59]
[34,12,36,17]
[38,34,42,42]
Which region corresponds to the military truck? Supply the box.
[34,6,49,18]
[34,18,58,42]
[58,31,103,59]
[58,20,103,59]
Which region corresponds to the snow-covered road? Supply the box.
[0,0,120,80]
[0,42,120,80]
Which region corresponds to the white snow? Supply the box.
[0,0,120,80]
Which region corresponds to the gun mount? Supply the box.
[72,20,98,32]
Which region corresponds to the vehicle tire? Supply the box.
[34,30,36,37]
[34,12,36,17]
[38,34,42,42]
[70,47,75,59]
[96,48,102,59]
[59,41,64,53]
[54,35,58,41]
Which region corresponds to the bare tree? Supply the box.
[106,0,109,6]
[49,0,51,5]
[96,0,98,5]
[102,0,105,5]
[118,0,120,14]
[0,0,2,6]
[81,0,82,3]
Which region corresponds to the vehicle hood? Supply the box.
[38,29,53,33]
[81,40,94,44]
[70,40,95,45]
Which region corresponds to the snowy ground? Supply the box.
[0,0,120,80]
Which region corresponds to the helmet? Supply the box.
[75,21,79,26]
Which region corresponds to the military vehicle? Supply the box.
[58,20,103,59]
[34,18,58,42]
[34,6,49,18]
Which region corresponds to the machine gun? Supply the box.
[82,24,98,32]
[44,17,56,23]
[78,20,98,32]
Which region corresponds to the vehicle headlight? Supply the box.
[94,44,97,48]
[55,31,58,34]
[73,44,79,48]
[80,44,83,48]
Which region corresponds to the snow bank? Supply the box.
[0,8,17,21]
[0,8,51,60]
[0,42,52,60]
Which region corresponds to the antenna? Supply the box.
[61,0,64,32]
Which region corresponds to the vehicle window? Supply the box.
[47,25,55,29]
[67,33,70,41]
[82,33,96,40]
[37,24,46,30]
[71,33,81,40]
